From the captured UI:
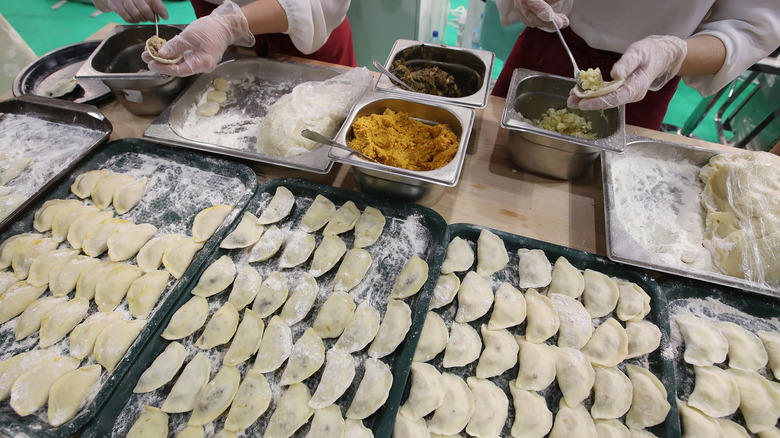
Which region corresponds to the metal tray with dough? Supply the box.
[602,136,779,297]
[144,57,346,174]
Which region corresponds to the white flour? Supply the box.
[611,155,713,271]
[174,74,298,150]
[0,113,105,197]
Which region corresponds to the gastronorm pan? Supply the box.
[328,90,474,205]
[602,137,779,297]
[145,57,344,174]
[375,38,494,109]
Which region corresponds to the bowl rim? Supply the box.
[329,90,475,187]
[500,68,626,153]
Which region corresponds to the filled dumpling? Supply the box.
[427,373,474,436]
[279,328,325,385]
[368,299,412,358]
[476,229,509,278]
[192,204,233,243]
[442,321,482,368]
[191,255,237,298]
[313,291,356,339]
[309,349,356,409]
[354,206,385,248]
[454,271,493,323]
[220,212,264,249]
[399,362,445,420]
[345,357,393,420]
[278,272,318,326]
[517,248,552,289]
[440,236,474,274]
[476,324,519,379]
[161,352,211,413]
[257,186,295,225]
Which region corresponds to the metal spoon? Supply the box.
[300,129,380,163]
[372,60,416,92]
[552,21,586,91]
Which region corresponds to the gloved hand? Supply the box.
[141,1,255,77]
[568,35,688,110]
[512,0,573,32]
[92,0,168,23]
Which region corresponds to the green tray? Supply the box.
[83,177,448,438]
[399,223,681,438]
[0,138,257,438]
[664,277,780,432]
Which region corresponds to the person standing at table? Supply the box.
[491,0,780,130]
[91,0,356,75]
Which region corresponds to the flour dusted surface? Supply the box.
[611,154,712,271]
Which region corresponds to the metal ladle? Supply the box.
[552,21,586,91]
[372,60,416,92]
[300,129,380,163]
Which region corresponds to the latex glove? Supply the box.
[513,0,572,31]
[141,1,255,77]
[92,0,168,23]
[568,35,687,111]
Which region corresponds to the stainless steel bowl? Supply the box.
[76,25,189,116]
[329,91,475,206]
[501,68,626,179]
[375,39,494,109]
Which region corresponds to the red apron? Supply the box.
[190,0,357,67]
[492,26,680,130]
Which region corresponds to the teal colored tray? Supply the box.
[400,223,681,438]
[83,177,448,438]
[0,138,257,438]
[664,278,780,432]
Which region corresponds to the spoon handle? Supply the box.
[372,60,416,92]
[300,129,379,163]
[154,14,159,37]
[552,21,584,89]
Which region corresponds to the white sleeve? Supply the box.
[277,0,351,54]
[683,0,780,96]
[496,0,523,27]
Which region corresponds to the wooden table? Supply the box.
[11,24,737,258]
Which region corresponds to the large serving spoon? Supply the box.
[552,21,625,99]
[372,60,416,92]
[300,129,380,163]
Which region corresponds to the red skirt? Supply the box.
[492,26,680,130]
[190,0,357,67]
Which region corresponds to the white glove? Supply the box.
[141,1,255,77]
[568,35,688,110]
[512,0,572,31]
[92,0,168,23]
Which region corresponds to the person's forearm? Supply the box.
[678,35,727,76]
[241,0,288,35]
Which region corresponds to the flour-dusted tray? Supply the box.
[602,137,779,297]
[0,95,112,233]
[401,223,681,437]
[82,177,448,438]
[0,138,257,438]
[664,278,780,434]
[144,57,345,174]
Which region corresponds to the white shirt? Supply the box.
[205,0,350,54]
[498,0,780,96]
